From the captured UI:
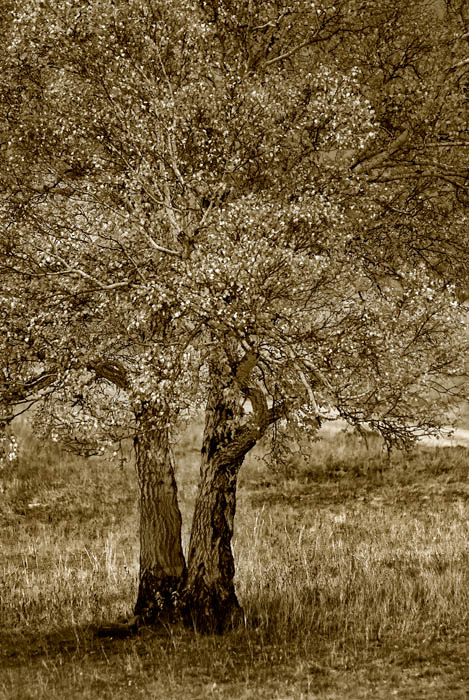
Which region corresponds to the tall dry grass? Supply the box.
[236,427,469,650]
[1,420,469,698]
[0,425,139,634]
[237,499,469,647]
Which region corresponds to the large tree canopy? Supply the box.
[1,0,469,630]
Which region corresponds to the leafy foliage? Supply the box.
[1,0,468,448]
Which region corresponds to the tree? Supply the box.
[1,0,468,632]
[175,0,469,630]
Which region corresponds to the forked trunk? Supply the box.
[184,385,260,633]
[133,407,186,624]
[0,419,8,467]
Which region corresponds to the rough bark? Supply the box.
[184,387,246,633]
[0,420,9,467]
[133,406,186,624]
[183,353,277,633]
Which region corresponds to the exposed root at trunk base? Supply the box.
[95,615,141,638]
[183,587,244,635]
[134,571,185,626]
[95,594,244,638]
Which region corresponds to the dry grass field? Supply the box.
[1,422,469,699]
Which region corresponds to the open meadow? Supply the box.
[1,423,469,699]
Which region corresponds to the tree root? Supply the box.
[94,615,141,638]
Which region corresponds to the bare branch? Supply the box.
[352,130,410,174]
[41,250,117,289]
[449,56,469,71]
[265,39,312,66]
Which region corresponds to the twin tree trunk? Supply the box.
[134,362,268,633]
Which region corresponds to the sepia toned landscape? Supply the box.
[2,1,469,697]
[1,422,469,699]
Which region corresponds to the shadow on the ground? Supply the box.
[0,618,176,665]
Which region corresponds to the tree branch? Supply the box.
[235,350,258,389]
[351,129,409,174]
[2,370,57,404]
[88,360,129,390]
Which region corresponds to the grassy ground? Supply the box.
[1,423,469,699]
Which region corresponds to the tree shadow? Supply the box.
[0,617,176,666]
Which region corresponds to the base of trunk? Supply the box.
[95,614,140,638]
[134,569,184,625]
[183,583,244,634]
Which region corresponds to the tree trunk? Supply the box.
[0,417,8,467]
[184,384,260,633]
[133,407,186,624]
[0,400,15,469]
[183,344,281,634]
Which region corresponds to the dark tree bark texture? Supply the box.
[184,388,246,633]
[183,351,276,633]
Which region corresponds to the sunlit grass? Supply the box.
[1,421,469,698]
[236,500,469,648]
[0,426,139,634]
